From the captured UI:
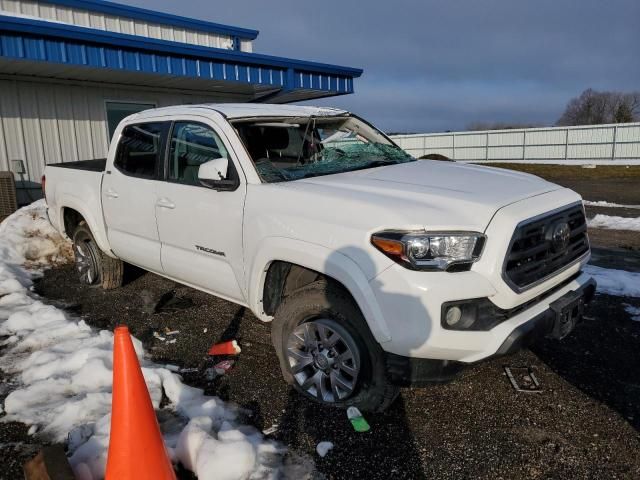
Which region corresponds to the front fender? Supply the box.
[247,237,392,344]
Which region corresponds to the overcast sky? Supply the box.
[132,0,639,133]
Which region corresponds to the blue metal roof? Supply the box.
[0,15,362,101]
[37,0,260,40]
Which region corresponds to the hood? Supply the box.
[280,160,561,232]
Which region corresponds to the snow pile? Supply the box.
[0,202,309,480]
[588,214,640,232]
[0,199,72,269]
[583,200,640,209]
[584,265,640,298]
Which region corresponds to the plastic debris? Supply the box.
[213,360,235,375]
[347,407,370,432]
[203,328,208,333]
[166,339,177,344]
[153,332,166,341]
[164,327,180,336]
[208,340,241,356]
[316,441,334,458]
[262,424,278,435]
[163,364,181,372]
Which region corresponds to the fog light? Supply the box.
[445,306,462,326]
[441,298,508,331]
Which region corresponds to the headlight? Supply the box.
[371,230,485,271]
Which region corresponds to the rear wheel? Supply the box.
[72,222,123,290]
[272,280,399,412]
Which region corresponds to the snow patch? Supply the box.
[584,265,640,298]
[623,304,640,321]
[587,214,640,232]
[584,200,640,209]
[0,201,310,480]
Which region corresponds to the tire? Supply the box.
[72,222,123,290]
[271,280,399,412]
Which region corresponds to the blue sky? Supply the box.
[132,0,640,133]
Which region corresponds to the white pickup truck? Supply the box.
[43,104,595,411]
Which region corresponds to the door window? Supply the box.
[168,122,230,185]
[114,122,168,179]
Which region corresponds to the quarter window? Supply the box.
[114,122,168,179]
[168,122,229,185]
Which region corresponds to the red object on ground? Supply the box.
[208,339,241,356]
[105,326,176,480]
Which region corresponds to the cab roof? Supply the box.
[132,103,349,121]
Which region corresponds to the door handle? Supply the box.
[105,189,119,199]
[156,197,176,209]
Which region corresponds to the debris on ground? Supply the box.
[163,364,181,372]
[164,328,180,336]
[316,441,334,458]
[153,331,166,341]
[204,367,218,381]
[347,407,370,432]
[23,445,75,480]
[213,360,235,375]
[263,424,278,435]
[504,366,542,393]
[208,339,242,356]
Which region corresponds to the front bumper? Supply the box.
[384,277,596,386]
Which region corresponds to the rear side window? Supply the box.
[114,122,168,179]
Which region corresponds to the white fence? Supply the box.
[390,122,640,164]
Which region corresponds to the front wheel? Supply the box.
[271,281,399,412]
[72,222,123,290]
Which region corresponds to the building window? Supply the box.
[106,101,155,140]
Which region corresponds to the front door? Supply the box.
[155,120,246,302]
[102,121,169,273]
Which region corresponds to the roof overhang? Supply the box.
[0,15,363,103]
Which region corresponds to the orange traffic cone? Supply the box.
[208,339,241,356]
[105,326,176,480]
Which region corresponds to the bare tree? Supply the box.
[557,89,640,126]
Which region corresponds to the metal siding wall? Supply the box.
[0,78,229,181]
[390,123,640,163]
[0,0,245,50]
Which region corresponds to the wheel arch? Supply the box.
[57,200,113,257]
[248,237,391,343]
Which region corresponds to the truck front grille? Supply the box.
[503,203,589,291]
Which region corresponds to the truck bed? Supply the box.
[47,158,107,172]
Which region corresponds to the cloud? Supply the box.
[133,0,640,132]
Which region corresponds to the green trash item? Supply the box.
[347,406,370,432]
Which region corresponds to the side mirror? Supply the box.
[198,157,228,181]
[197,157,237,191]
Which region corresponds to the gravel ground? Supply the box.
[1,164,639,479]
[0,261,635,480]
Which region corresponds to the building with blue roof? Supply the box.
[0,0,362,191]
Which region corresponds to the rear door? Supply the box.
[154,118,247,303]
[102,121,169,272]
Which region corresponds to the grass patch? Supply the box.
[476,163,640,180]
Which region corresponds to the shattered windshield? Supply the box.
[232,115,415,183]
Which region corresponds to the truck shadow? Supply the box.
[275,245,433,478]
[276,389,428,480]
[531,296,640,431]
